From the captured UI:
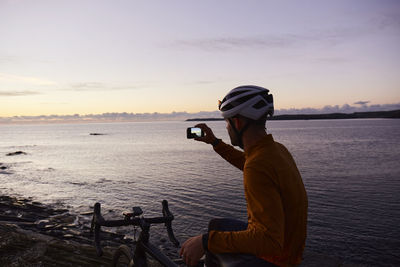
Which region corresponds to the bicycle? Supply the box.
[90,200,185,267]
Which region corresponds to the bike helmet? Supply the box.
[218,85,274,120]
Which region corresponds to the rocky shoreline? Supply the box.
[0,195,127,266]
[0,194,186,266]
[0,195,132,246]
[0,195,360,266]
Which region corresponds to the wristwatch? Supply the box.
[212,138,221,147]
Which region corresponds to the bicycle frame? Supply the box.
[90,200,180,267]
[133,218,177,267]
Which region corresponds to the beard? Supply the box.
[228,128,242,148]
[227,119,244,149]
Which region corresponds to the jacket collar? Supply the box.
[245,134,274,157]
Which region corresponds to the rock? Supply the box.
[0,163,11,173]
[47,229,64,238]
[0,195,135,264]
[0,223,115,266]
[25,213,47,222]
[44,224,56,229]
[36,219,50,229]
[63,234,74,238]
[49,213,76,224]
[31,201,44,206]
[123,236,133,242]
[80,211,94,216]
[6,151,27,156]
[53,224,64,230]
[66,229,81,236]
[0,214,35,223]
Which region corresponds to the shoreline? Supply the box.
[0,194,360,266]
[186,109,400,121]
[0,194,183,266]
[0,195,124,266]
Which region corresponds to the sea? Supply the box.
[0,119,399,266]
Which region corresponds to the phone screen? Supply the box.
[187,127,204,138]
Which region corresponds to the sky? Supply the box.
[1,0,399,119]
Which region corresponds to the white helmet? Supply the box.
[218,85,274,120]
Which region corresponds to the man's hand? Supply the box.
[194,123,217,144]
[179,234,205,267]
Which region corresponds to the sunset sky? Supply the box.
[1,0,399,118]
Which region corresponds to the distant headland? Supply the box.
[186,109,400,121]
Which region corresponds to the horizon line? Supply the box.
[1,103,400,124]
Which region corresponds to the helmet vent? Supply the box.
[226,90,250,100]
[220,103,234,111]
[253,100,267,109]
[221,94,256,111]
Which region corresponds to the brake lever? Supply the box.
[162,200,180,247]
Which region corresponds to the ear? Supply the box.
[233,117,243,130]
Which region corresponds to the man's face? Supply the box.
[226,119,239,146]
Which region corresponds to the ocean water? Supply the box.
[1,119,399,266]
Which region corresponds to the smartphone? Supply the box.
[187,127,204,139]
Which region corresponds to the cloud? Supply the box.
[354,101,370,106]
[174,35,298,51]
[372,12,400,31]
[0,73,56,86]
[0,56,18,63]
[173,30,361,51]
[67,82,142,92]
[173,14,394,52]
[70,82,107,91]
[275,103,400,115]
[314,57,350,64]
[2,103,399,124]
[183,80,221,86]
[0,111,222,124]
[0,90,41,96]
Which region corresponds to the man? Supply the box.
[180,85,308,267]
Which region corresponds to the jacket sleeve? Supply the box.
[213,141,245,171]
[207,165,284,257]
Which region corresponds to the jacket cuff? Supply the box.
[202,233,209,251]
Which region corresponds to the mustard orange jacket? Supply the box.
[208,134,308,267]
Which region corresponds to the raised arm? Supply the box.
[194,123,245,170]
[212,141,245,170]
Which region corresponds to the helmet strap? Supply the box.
[228,118,250,149]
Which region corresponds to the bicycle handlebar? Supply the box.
[90,200,180,257]
[162,200,180,247]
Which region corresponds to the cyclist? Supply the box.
[180,85,308,267]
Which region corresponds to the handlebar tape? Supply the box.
[93,202,104,256]
[162,200,180,247]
